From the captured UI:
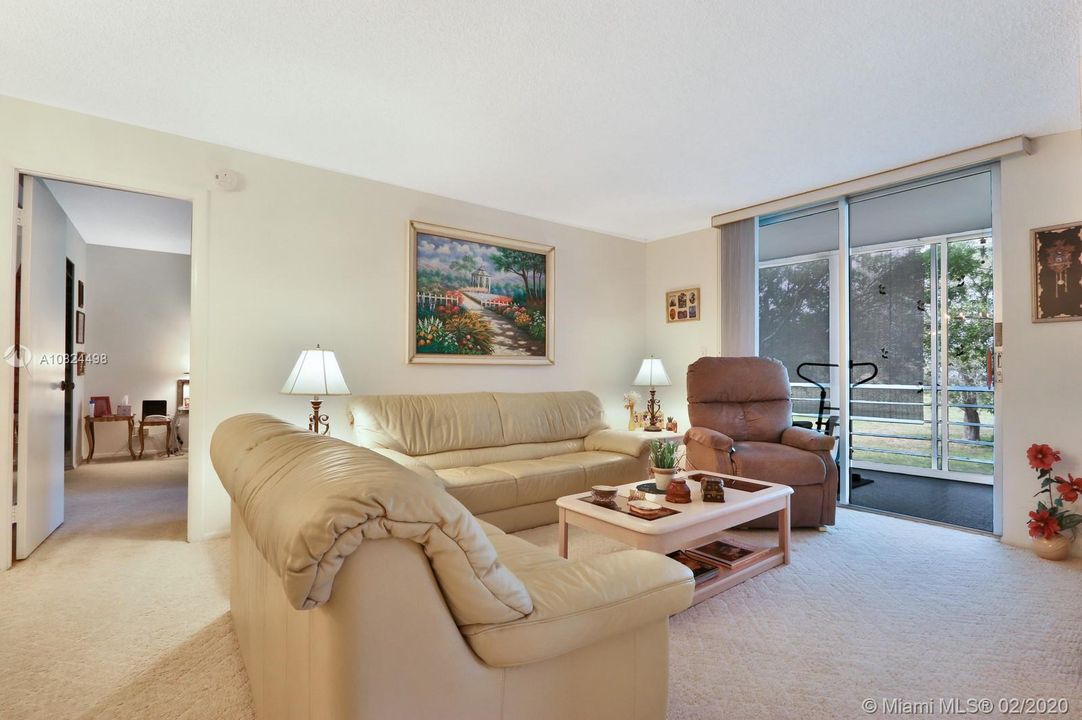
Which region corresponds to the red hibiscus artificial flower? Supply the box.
[1027,444,1061,471]
[1027,509,1062,539]
[1055,474,1082,503]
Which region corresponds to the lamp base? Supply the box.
[644,388,663,432]
[308,398,330,434]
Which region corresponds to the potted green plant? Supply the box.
[649,439,679,491]
[1026,443,1082,560]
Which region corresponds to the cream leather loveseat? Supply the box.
[212,415,694,720]
[348,391,649,532]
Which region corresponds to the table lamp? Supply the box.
[281,345,351,434]
[632,356,672,432]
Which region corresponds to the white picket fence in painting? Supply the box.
[416,291,461,309]
[418,290,513,311]
[465,291,512,310]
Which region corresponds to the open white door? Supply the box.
[15,177,67,558]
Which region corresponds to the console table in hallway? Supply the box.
[83,415,135,462]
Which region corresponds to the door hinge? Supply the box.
[10,504,15,523]
[15,208,25,227]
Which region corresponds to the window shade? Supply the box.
[850,170,992,247]
[758,207,839,261]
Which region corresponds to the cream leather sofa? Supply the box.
[348,391,649,532]
[212,415,694,720]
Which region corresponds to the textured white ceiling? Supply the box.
[43,180,192,255]
[3,1,1080,240]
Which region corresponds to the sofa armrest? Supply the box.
[683,426,735,453]
[780,426,836,452]
[459,550,694,667]
[584,429,649,457]
[370,447,445,490]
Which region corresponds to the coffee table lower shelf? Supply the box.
[691,546,785,604]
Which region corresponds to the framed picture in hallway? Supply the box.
[75,310,85,344]
[408,220,554,365]
[1032,221,1082,322]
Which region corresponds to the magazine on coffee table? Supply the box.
[666,550,720,584]
[685,536,770,569]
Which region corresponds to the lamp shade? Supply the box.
[281,347,351,396]
[632,357,672,387]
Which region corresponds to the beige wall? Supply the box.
[83,245,191,458]
[998,130,1082,554]
[0,96,647,542]
[642,228,720,431]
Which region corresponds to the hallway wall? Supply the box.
[84,244,191,457]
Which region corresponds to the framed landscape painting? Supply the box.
[1032,221,1082,322]
[408,221,555,364]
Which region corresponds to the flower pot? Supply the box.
[652,467,677,491]
[1032,534,1071,561]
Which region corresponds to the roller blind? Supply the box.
[849,169,992,247]
[758,206,839,261]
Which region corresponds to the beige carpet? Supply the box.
[3,460,1081,719]
[0,457,253,720]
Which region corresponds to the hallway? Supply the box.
[0,457,252,719]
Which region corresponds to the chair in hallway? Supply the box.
[683,356,838,528]
[138,400,175,459]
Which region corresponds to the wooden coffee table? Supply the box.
[555,472,793,605]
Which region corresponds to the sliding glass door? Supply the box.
[757,166,998,532]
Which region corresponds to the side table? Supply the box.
[84,415,136,462]
[637,429,686,470]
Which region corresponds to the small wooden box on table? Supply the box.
[555,471,792,605]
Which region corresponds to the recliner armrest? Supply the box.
[459,550,694,667]
[683,426,735,453]
[584,429,649,457]
[780,426,836,452]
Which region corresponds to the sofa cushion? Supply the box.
[350,393,505,456]
[550,451,644,488]
[417,439,585,471]
[437,466,518,516]
[350,391,607,457]
[493,391,606,445]
[732,440,827,486]
[482,458,587,506]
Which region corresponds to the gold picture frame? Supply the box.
[408,221,555,364]
[665,287,700,323]
[1032,221,1082,323]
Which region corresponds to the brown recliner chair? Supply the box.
[683,356,837,528]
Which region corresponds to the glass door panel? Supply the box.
[759,258,832,426]
[944,236,994,475]
[849,245,934,470]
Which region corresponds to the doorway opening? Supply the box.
[10,175,193,562]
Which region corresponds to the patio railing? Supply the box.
[791,381,994,475]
